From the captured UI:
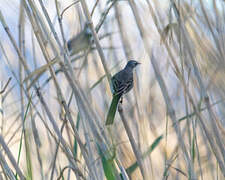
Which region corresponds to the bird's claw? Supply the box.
[120,97,123,104]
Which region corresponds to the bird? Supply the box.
[105,60,140,125]
[67,23,92,56]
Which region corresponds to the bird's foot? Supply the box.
[120,97,123,104]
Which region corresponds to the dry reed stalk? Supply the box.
[0,135,25,180]
[80,0,111,83]
[118,103,147,179]
[128,0,197,179]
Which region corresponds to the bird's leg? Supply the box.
[120,96,123,104]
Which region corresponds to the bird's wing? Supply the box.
[111,75,126,95]
[123,77,133,94]
[112,72,133,95]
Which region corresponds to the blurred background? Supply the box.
[0,0,225,179]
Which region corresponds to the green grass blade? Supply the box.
[163,154,178,178]
[191,137,195,162]
[73,113,80,158]
[15,93,33,180]
[96,143,117,180]
[89,61,123,92]
[143,135,163,157]
[89,74,107,92]
[175,99,224,126]
[126,135,163,175]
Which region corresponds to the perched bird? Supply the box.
[67,23,92,56]
[105,60,140,125]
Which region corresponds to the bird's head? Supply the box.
[125,60,141,69]
[84,23,92,37]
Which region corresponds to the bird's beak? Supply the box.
[137,62,141,65]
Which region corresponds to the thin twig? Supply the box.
[95,0,117,33]
[91,0,99,16]
[60,0,80,19]
[80,0,111,82]
[0,77,11,94]
[0,135,25,180]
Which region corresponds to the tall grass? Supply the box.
[0,0,224,179]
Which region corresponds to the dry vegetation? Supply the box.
[0,0,224,179]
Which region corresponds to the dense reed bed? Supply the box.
[0,0,224,179]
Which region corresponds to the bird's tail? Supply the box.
[105,94,122,125]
